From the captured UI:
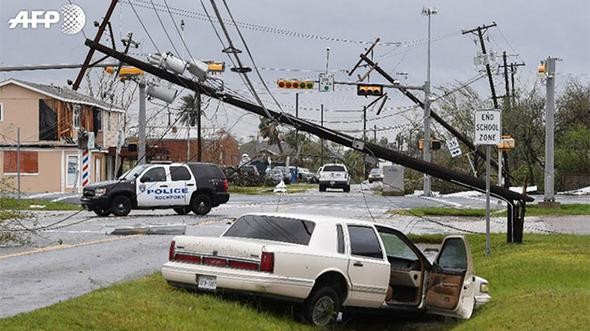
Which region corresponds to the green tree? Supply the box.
[555,124,590,174]
[178,94,198,127]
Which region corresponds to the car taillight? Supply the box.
[228,260,259,271]
[175,254,202,264]
[223,179,229,192]
[260,252,274,273]
[168,240,176,261]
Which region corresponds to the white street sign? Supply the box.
[318,73,334,92]
[446,137,462,158]
[474,109,502,145]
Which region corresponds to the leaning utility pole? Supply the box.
[422,7,437,196]
[363,106,367,177]
[543,57,558,205]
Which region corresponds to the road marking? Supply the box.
[26,192,63,199]
[0,235,142,261]
[50,194,81,202]
[421,196,464,208]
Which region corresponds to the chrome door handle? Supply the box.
[353,262,363,267]
[160,185,168,188]
[187,183,195,186]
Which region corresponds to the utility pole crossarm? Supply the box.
[461,22,497,35]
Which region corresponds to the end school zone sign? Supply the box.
[474,109,502,145]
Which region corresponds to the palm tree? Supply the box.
[178,93,201,161]
[258,117,283,154]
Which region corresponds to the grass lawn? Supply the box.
[390,203,590,217]
[1,234,588,330]
[229,183,317,195]
[0,197,80,211]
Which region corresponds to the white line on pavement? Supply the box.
[50,194,81,202]
[421,196,464,208]
[26,192,63,199]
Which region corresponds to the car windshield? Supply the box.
[223,215,316,245]
[119,164,150,181]
[323,165,345,172]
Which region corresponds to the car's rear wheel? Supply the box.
[173,206,191,215]
[191,194,212,215]
[304,286,340,327]
[93,209,111,217]
[111,195,132,216]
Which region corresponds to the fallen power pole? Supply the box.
[82,39,532,243]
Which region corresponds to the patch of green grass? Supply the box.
[456,234,590,330]
[389,203,590,217]
[1,235,588,330]
[0,198,80,211]
[525,203,590,216]
[0,273,313,331]
[229,184,316,195]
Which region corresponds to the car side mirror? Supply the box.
[140,175,148,183]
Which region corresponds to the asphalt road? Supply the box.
[1,185,588,318]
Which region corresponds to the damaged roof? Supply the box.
[0,78,125,113]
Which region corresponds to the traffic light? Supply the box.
[537,61,546,74]
[357,84,383,96]
[418,138,442,150]
[277,79,314,89]
[207,62,225,73]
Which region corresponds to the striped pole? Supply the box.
[82,149,90,187]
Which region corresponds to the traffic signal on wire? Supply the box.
[277,79,314,89]
[357,84,384,96]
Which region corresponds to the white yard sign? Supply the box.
[474,109,502,145]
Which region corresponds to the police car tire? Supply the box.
[191,194,212,215]
[173,206,191,215]
[111,195,132,216]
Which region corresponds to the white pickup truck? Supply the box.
[162,213,490,326]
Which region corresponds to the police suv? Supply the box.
[81,162,229,217]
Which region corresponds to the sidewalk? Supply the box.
[537,215,590,235]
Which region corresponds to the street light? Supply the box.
[421,7,438,197]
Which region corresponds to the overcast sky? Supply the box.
[1,0,589,143]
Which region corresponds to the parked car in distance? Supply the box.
[81,162,229,216]
[272,166,292,184]
[298,167,319,183]
[318,163,350,192]
[162,213,490,326]
[265,168,284,185]
[368,167,384,183]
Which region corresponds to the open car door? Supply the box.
[425,235,475,319]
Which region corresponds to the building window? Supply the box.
[66,155,79,187]
[106,111,111,132]
[73,104,81,129]
[0,103,3,122]
[3,151,39,174]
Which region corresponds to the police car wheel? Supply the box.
[111,195,132,216]
[191,194,212,215]
[173,206,191,215]
[94,209,111,217]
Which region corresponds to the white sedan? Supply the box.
[162,213,490,326]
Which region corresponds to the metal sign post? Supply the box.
[474,109,502,256]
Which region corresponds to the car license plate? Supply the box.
[197,275,217,291]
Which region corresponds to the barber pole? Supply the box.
[82,149,90,187]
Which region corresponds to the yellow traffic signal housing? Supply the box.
[357,84,384,96]
[104,66,144,78]
[207,62,225,73]
[277,79,314,89]
[418,138,442,150]
[537,61,546,74]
